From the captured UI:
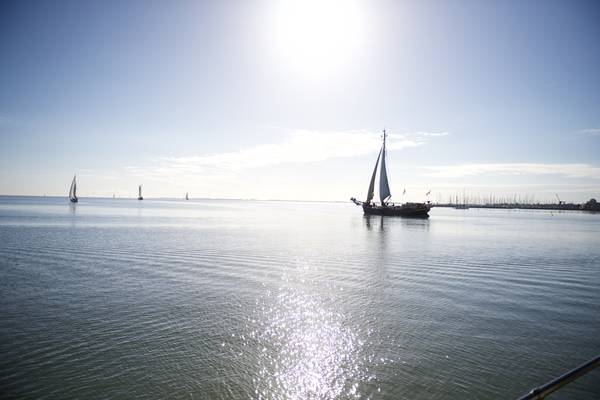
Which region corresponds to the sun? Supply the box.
[269,0,367,79]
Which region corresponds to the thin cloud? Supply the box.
[406,131,449,137]
[126,130,443,180]
[579,128,600,136]
[426,163,600,179]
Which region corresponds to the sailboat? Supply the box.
[137,185,144,200]
[69,175,78,203]
[185,192,189,200]
[351,130,430,218]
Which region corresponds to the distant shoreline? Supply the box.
[434,203,599,212]
[1,195,598,212]
[0,195,348,204]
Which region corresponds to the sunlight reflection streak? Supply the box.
[249,278,367,399]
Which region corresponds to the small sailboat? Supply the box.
[137,185,144,200]
[69,175,78,203]
[351,130,430,218]
[185,192,189,200]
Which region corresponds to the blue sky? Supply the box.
[1,0,599,201]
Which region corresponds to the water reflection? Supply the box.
[399,216,430,231]
[363,214,374,231]
[246,274,370,399]
[68,202,78,229]
[363,215,387,232]
[363,214,430,232]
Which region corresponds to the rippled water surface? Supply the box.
[1,196,599,399]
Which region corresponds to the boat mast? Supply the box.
[379,129,391,205]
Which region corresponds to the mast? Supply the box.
[379,130,391,204]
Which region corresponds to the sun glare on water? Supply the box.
[269,0,367,79]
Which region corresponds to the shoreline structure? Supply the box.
[435,198,599,212]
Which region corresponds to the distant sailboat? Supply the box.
[185,192,189,200]
[351,130,430,217]
[69,175,78,203]
[137,185,144,200]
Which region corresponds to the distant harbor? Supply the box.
[434,198,599,212]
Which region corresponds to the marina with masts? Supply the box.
[434,191,599,212]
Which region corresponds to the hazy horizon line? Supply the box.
[1,193,596,205]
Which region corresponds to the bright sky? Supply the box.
[1,0,599,202]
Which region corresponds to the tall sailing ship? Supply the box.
[351,130,430,218]
[69,174,78,203]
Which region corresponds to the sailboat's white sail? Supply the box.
[366,130,392,205]
[69,175,77,201]
[379,142,391,204]
[185,192,189,200]
[366,149,382,203]
[138,185,143,199]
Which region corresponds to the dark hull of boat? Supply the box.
[362,203,430,218]
[138,197,144,200]
[70,198,78,203]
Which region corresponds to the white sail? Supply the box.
[379,142,391,204]
[69,175,77,200]
[185,192,189,200]
[366,149,382,203]
[138,185,143,198]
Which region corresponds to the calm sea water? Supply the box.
[0,196,599,399]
